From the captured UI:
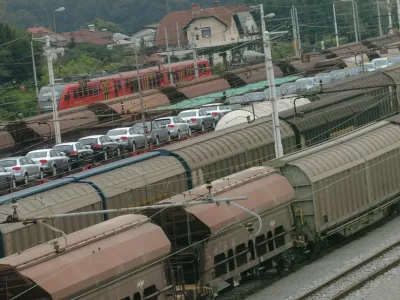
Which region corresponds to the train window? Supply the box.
[267,231,274,251]
[156,72,162,86]
[73,89,78,99]
[133,77,139,92]
[78,88,83,98]
[150,73,156,89]
[143,285,158,300]
[274,226,286,248]
[83,87,88,97]
[118,81,122,90]
[248,240,255,260]
[64,91,70,101]
[88,86,94,96]
[213,253,227,277]
[125,78,129,89]
[235,244,248,267]
[255,235,267,256]
[227,249,235,271]
[198,64,203,73]
[133,293,141,300]
[94,84,100,95]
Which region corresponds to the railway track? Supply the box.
[297,240,400,300]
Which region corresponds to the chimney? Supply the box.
[192,3,201,14]
[214,1,220,7]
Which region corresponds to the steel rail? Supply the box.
[332,257,400,299]
[297,239,400,299]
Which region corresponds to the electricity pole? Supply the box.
[31,41,40,115]
[333,4,340,47]
[176,22,181,48]
[259,4,284,158]
[294,7,301,54]
[290,6,299,56]
[377,0,383,36]
[388,0,393,35]
[164,27,174,86]
[190,25,199,79]
[134,45,148,149]
[397,0,400,29]
[45,36,62,144]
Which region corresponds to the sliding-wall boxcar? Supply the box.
[160,118,296,188]
[281,67,400,148]
[269,116,400,241]
[0,155,186,257]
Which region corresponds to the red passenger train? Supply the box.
[38,59,212,113]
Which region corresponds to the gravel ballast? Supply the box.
[249,217,400,300]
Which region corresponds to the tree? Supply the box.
[68,37,77,48]
[91,18,123,33]
[0,22,44,85]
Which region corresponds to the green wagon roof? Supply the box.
[152,76,300,111]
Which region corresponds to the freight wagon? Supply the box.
[5,130,400,300]
[1,65,400,258]
[268,114,400,242]
[0,166,297,300]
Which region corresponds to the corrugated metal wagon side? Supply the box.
[0,183,102,257]
[82,156,187,219]
[161,118,295,188]
[282,87,397,149]
[269,118,400,240]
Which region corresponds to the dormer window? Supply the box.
[201,27,212,38]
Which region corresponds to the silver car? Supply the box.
[178,109,215,132]
[132,121,170,145]
[26,149,71,176]
[155,116,191,139]
[106,127,146,152]
[201,103,231,123]
[0,166,15,190]
[0,157,43,186]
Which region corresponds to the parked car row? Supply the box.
[0,104,236,191]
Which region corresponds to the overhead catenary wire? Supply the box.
[11,131,400,300]
[0,58,384,156]
[0,89,395,218]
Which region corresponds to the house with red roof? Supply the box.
[156,1,259,49]
[28,24,114,46]
[28,25,55,38]
[62,26,114,46]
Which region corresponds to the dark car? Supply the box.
[53,142,94,168]
[78,135,121,161]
